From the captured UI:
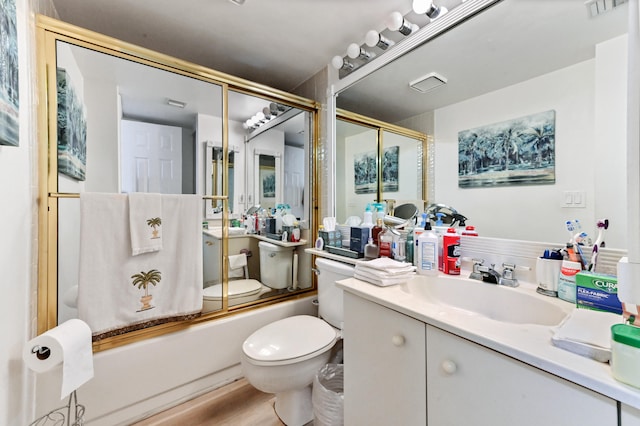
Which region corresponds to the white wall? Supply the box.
[2,1,57,424]
[434,35,626,248]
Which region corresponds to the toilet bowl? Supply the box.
[202,279,267,313]
[258,241,295,289]
[241,258,355,425]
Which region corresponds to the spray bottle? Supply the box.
[434,212,447,270]
[412,213,429,266]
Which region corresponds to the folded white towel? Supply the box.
[356,257,415,273]
[354,269,415,287]
[129,192,163,256]
[228,254,247,278]
[356,263,416,278]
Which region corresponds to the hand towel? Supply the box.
[78,193,203,339]
[354,269,415,287]
[356,257,415,273]
[228,253,247,278]
[129,192,163,256]
[551,309,622,362]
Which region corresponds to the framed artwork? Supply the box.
[458,110,556,188]
[354,145,399,194]
[57,68,87,181]
[0,0,19,147]
[260,165,276,199]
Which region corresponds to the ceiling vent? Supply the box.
[409,72,448,93]
[585,0,628,18]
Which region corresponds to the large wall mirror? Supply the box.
[333,0,628,248]
[37,16,318,349]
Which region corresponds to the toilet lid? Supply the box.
[203,279,262,301]
[243,315,337,364]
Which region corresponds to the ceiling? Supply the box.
[50,0,628,128]
[50,0,434,93]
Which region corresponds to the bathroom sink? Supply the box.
[400,276,569,326]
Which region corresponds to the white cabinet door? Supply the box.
[621,403,640,425]
[343,293,426,425]
[427,325,617,426]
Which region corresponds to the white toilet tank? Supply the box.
[315,258,355,330]
[258,241,295,289]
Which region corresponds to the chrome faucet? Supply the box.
[469,258,485,281]
[469,259,501,284]
[498,263,519,287]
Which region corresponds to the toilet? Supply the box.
[203,253,268,313]
[241,257,355,426]
[258,241,295,289]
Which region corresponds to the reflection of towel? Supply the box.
[78,193,203,339]
[228,254,247,278]
[129,193,162,256]
[551,309,621,362]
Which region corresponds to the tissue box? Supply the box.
[319,230,341,249]
[576,271,622,315]
[349,227,370,254]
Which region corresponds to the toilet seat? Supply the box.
[203,279,263,301]
[243,315,338,366]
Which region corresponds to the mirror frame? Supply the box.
[36,16,320,351]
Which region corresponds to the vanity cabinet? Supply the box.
[426,325,616,426]
[343,292,426,425]
[343,293,617,425]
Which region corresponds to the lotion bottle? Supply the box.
[416,223,438,276]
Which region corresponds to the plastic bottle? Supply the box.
[416,223,438,276]
[372,217,385,246]
[364,237,379,260]
[434,213,447,271]
[405,225,414,266]
[461,225,478,237]
[362,205,374,229]
[412,213,429,265]
[442,227,461,275]
[394,231,407,262]
[379,227,393,258]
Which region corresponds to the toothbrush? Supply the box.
[565,220,575,243]
[593,219,609,248]
[588,244,598,272]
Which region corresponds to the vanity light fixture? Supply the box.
[409,72,448,93]
[331,55,355,71]
[166,98,186,108]
[228,0,245,5]
[364,30,395,50]
[243,103,289,132]
[386,11,419,36]
[347,43,374,61]
[412,0,448,20]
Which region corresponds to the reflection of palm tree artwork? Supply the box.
[0,0,19,146]
[131,269,161,311]
[57,68,87,181]
[354,146,399,194]
[262,170,276,198]
[458,110,555,188]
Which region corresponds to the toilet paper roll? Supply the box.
[23,319,94,399]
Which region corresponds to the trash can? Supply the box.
[312,363,344,426]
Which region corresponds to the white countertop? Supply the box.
[336,273,640,409]
[203,229,307,247]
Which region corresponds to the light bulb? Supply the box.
[412,0,432,14]
[331,55,354,71]
[347,43,372,60]
[256,111,265,121]
[386,12,418,36]
[262,107,272,119]
[364,30,394,50]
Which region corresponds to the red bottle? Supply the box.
[442,227,461,275]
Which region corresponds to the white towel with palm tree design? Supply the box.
[129,192,163,255]
[77,193,203,337]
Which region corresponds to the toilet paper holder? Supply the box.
[31,345,51,360]
[29,389,85,426]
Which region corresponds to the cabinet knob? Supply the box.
[391,335,405,346]
[441,359,457,375]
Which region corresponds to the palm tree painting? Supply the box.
[146,217,162,239]
[458,110,555,188]
[0,0,19,146]
[131,269,162,311]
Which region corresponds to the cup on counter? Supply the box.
[535,257,563,297]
